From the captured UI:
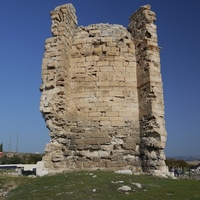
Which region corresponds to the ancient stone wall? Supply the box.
[128,5,167,172]
[39,3,167,175]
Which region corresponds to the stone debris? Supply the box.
[117,185,132,192]
[66,191,74,194]
[92,189,96,193]
[28,175,36,178]
[115,170,133,175]
[133,172,141,175]
[151,169,172,178]
[0,189,7,198]
[38,3,168,176]
[111,180,124,184]
[132,182,142,189]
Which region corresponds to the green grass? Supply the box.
[1,171,200,200]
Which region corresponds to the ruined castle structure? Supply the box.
[39,3,167,175]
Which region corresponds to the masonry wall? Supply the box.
[40,3,167,174]
[128,5,167,172]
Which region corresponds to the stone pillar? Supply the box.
[40,4,77,171]
[128,5,167,173]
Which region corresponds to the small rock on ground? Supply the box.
[118,185,132,192]
[132,183,142,189]
[115,170,133,175]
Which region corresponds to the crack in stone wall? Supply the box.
[39,3,167,175]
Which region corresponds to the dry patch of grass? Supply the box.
[0,171,30,199]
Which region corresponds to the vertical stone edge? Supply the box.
[128,5,168,173]
[39,4,77,174]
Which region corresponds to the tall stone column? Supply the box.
[40,4,77,171]
[128,5,167,173]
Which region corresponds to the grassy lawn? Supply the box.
[1,171,199,200]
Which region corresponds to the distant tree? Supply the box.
[24,154,43,164]
[0,154,23,164]
[0,153,43,165]
[0,154,10,164]
[10,155,23,164]
[0,143,3,152]
[165,158,189,170]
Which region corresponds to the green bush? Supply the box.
[165,158,189,171]
[0,143,3,152]
[24,154,43,164]
[0,154,23,164]
[0,153,43,165]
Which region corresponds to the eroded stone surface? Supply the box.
[39,3,168,175]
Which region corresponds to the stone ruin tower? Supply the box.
[39,3,168,175]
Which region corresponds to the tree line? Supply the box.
[0,153,43,164]
[0,143,3,152]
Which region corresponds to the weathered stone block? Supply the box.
[123,138,138,150]
[111,120,124,127]
[91,132,109,138]
[84,138,110,145]
[83,162,97,168]
[106,161,127,168]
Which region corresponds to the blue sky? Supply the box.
[0,0,199,157]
